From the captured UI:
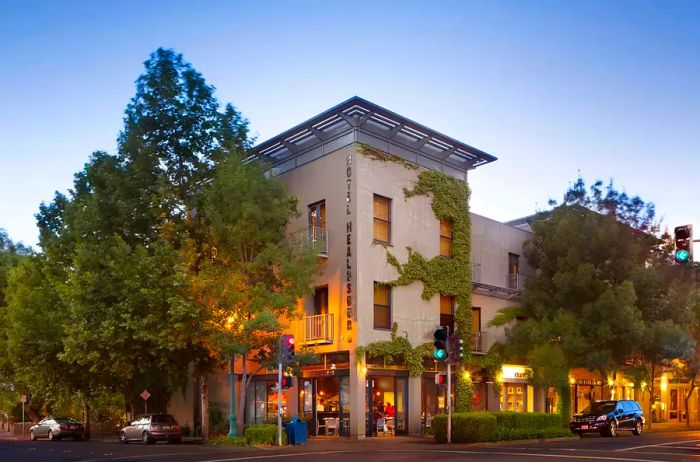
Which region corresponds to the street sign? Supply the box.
[20,394,26,403]
[140,389,151,401]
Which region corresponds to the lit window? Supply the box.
[373,283,391,329]
[440,219,453,257]
[373,195,391,243]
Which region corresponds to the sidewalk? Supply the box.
[648,421,700,432]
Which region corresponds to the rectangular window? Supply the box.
[308,200,326,229]
[471,307,481,332]
[314,286,328,315]
[439,295,455,333]
[373,195,391,243]
[508,253,520,275]
[373,283,391,329]
[439,219,453,257]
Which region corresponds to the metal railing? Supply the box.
[506,273,528,291]
[470,331,488,353]
[297,226,328,256]
[304,313,334,344]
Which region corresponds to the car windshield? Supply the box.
[55,417,79,423]
[152,414,176,423]
[582,402,616,415]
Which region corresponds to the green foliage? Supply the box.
[209,435,247,446]
[358,143,418,171]
[433,412,497,443]
[208,403,229,436]
[243,423,286,445]
[356,323,433,376]
[433,411,571,443]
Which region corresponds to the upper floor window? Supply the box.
[440,219,453,257]
[440,295,455,333]
[508,253,519,275]
[373,195,391,243]
[308,200,326,229]
[373,283,391,329]
[472,307,481,333]
[314,286,328,315]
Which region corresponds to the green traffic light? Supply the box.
[676,249,691,263]
[434,349,447,360]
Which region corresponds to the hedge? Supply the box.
[434,412,572,443]
[243,424,287,446]
[433,413,497,444]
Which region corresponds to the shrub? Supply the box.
[434,412,572,444]
[433,412,497,443]
[209,435,247,446]
[243,423,287,446]
[208,403,229,436]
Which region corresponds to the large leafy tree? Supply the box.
[191,154,321,434]
[493,178,696,424]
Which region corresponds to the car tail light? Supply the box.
[59,424,69,430]
[151,424,158,432]
[173,425,180,431]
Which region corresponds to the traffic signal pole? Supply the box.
[277,359,283,446]
[447,362,452,444]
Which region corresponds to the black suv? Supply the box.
[570,399,645,437]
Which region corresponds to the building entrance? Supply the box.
[299,375,350,436]
[365,374,408,436]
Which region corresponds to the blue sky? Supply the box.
[1,0,698,253]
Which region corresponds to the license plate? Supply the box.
[581,425,589,430]
[163,426,171,430]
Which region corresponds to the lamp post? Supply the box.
[228,356,237,437]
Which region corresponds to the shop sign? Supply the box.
[575,379,603,386]
[501,365,531,380]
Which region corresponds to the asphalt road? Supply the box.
[3,431,700,462]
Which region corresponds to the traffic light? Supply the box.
[433,326,449,361]
[281,334,296,364]
[674,225,693,264]
[434,373,447,385]
[281,375,293,389]
[449,333,465,362]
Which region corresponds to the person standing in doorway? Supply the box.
[385,402,394,418]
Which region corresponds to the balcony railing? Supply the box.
[304,313,334,344]
[297,226,328,257]
[470,331,488,353]
[506,273,528,291]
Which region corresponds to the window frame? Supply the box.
[373,194,392,244]
[439,218,453,258]
[373,282,392,330]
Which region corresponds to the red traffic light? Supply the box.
[434,373,447,385]
[286,336,295,346]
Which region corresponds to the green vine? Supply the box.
[358,143,418,170]
[356,148,475,410]
[356,322,433,376]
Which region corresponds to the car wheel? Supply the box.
[632,419,643,435]
[48,430,55,441]
[577,432,584,438]
[608,421,618,437]
[120,431,128,444]
[172,437,182,444]
[143,431,155,444]
[29,430,36,441]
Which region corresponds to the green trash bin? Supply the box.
[284,418,307,445]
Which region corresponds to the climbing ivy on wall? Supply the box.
[356,145,475,411]
[356,322,433,376]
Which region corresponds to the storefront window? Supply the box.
[502,383,526,412]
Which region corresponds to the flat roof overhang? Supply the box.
[247,96,497,179]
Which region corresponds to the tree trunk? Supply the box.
[200,375,209,441]
[83,400,91,439]
[685,376,695,428]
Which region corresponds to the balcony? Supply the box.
[506,273,528,291]
[297,226,328,257]
[470,331,488,354]
[304,313,334,344]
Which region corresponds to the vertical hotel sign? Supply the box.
[345,152,353,342]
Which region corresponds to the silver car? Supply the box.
[119,413,181,444]
[29,417,85,441]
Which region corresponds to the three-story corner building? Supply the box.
[168,97,547,438]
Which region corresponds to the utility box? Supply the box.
[284,418,307,445]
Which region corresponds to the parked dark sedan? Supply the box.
[119,413,181,444]
[29,417,85,441]
[570,399,645,437]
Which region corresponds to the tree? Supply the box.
[190,154,321,434]
[495,177,692,424]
